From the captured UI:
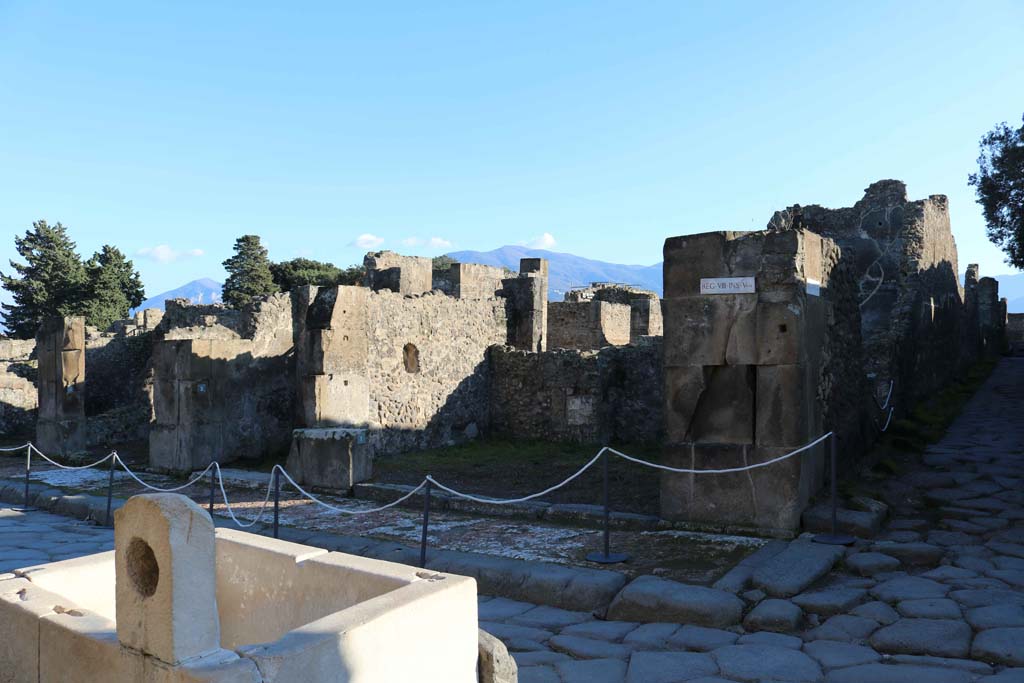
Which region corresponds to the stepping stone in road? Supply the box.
[606,576,743,628]
[624,651,718,683]
[869,618,972,658]
[751,542,844,598]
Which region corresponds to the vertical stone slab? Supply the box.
[35,316,86,455]
[114,494,220,665]
[501,258,549,352]
[363,251,432,295]
[661,229,832,534]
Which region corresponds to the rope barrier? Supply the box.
[4,431,836,522]
[0,443,30,452]
[876,406,895,433]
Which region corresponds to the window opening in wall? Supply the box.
[403,343,420,373]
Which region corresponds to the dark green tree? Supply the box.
[969,114,1024,268]
[432,255,456,272]
[270,258,366,291]
[83,245,145,330]
[1,221,88,338]
[222,235,278,309]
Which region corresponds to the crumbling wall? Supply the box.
[0,339,37,436]
[501,259,548,352]
[767,180,967,408]
[1008,313,1024,355]
[367,290,508,453]
[36,317,87,455]
[149,294,297,471]
[565,284,663,341]
[489,338,662,444]
[364,251,432,295]
[547,301,631,350]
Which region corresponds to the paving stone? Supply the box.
[549,635,633,660]
[561,620,639,642]
[607,576,744,628]
[971,517,1010,531]
[949,589,1024,608]
[888,519,930,532]
[736,632,803,649]
[846,552,901,576]
[929,531,982,547]
[987,569,1024,588]
[480,621,554,644]
[805,615,880,642]
[941,519,988,534]
[870,576,949,603]
[886,655,992,675]
[802,640,881,669]
[965,604,1024,630]
[869,542,945,566]
[743,598,802,632]
[512,651,573,667]
[622,623,679,649]
[479,597,536,620]
[879,531,923,543]
[971,628,1024,666]
[803,505,884,538]
[895,598,961,619]
[869,618,972,658]
[505,638,551,652]
[792,588,867,616]
[849,601,900,625]
[518,665,561,683]
[624,651,718,683]
[955,556,997,573]
[994,556,1024,571]
[921,566,978,581]
[751,542,844,598]
[667,625,738,652]
[512,605,594,629]
[554,657,628,683]
[712,644,822,682]
[824,663,973,683]
[979,669,1024,682]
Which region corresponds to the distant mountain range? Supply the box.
[132,253,1024,314]
[447,245,662,301]
[132,277,222,315]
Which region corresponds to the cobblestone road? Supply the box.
[2,358,1023,682]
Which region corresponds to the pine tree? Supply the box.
[222,235,278,309]
[269,257,365,291]
[83,245,146,330]
[1,221,88,338]
[970,113,1024,268]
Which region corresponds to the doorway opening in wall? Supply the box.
[403,343,420,373]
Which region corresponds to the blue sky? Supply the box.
[1,1,1022,299]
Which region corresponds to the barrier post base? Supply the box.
[586,551,630,564]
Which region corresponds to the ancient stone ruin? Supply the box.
[0,492,477,681]
[0,179,1009,535]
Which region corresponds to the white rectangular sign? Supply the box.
[700,277,755,295]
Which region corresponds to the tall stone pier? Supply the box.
[660,229,858,535]
[36,316,86,455]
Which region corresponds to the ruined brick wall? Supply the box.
[547,301,632,350]
[1008,313,1024,355]
[488,338,663,444]
[767,180,967,409]
[0,339,37,436]
[367,290,508,454]
[364,251,432,295]
[565,284,663,342]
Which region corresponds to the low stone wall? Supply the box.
[548,300,632,350]
[489,338,662,444]
[0,339,37,437]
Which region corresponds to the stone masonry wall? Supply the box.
[547,301,632,350]
[489,338,662,445]
[565,284,663,341]
[367,290,508,454]
[0,339,37,437]
[1008,313,1024,355]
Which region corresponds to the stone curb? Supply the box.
[0,477,627,613]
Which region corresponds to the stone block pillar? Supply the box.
[363,251,432,295]
[660,229,834,534]
[501,258,548,352]
[288,286,374,490]
[978,276,1003,356]
[114,494,219,665]
[35,316,86,455]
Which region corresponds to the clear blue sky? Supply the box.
[1,1,1022,300]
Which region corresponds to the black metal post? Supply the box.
[105,454,116,526]
[20,445,33,511]
[420,480,432,568]
[208,468,216,515]
[814,434,855,546]
[586,451,629,564]
[272,468,280,539]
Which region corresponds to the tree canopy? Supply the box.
[222,235,278,309]
[969,114,1024,269]
[270,257,364,291]
[1,222,146,337]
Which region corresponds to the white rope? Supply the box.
[877,407,895,433]
[0,442,30,452]
[881,380,894,410]
[213,463,276,528]
[115,455,215,493]
[29,444,116,470]
[859,260,884,308]
[274,465,430,515]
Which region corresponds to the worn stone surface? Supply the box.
[972,628,1024,666]
[743,598,802,632]
[624,651,717,683]
[606,576,743,627]
[712,644,823,682]
[869,618,972,658]
[751,542,845,597]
